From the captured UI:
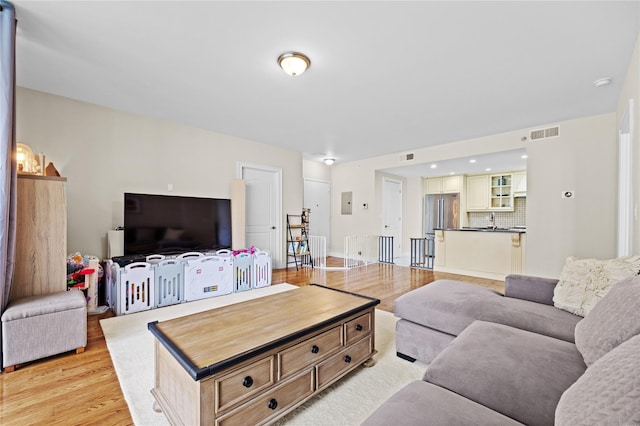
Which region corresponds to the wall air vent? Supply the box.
[398,153,415,162]
[530,126,560,141]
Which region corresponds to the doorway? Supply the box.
[304,179,330,250]
[382,176,403,257]
[239,163,282,267]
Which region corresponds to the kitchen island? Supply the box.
[434,228,526,280]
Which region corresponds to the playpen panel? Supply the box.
[254,251,272,288]
[184,256,233,302]
[154,259,184,307]
[233,253,254,292]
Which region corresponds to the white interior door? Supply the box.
[382,177,402,256]
[304,179,330,249]
[240,164,282,266]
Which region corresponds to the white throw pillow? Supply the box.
[553,256,640,317]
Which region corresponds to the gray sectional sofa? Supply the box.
[363,274,640,425]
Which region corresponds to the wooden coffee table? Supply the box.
[148,284,380,425]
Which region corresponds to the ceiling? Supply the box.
[382,148,528,178]
[11,1,640,166]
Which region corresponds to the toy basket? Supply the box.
[233,252,254,292]
[254,250,272,288]
[110,262,155,315]
[183,254,233,302]
[153,259,184,307]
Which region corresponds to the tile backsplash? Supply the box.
[468,197,526,228]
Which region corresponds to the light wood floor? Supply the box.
[0,260,502,425]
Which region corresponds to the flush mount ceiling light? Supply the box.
[278,52,310,77]
[593,77,612,87]
[323,158,335,166]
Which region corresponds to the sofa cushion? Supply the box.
[556,333,640,425]
[394,280,581,343]
[424,321,586,426]
[362,380,524,426]
[553,255,640,317]
[574,274,640,366]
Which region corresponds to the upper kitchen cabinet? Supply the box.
[425,175,463,194]
[466,175,490,210]
[513,171,527,196]
[490,174,513,210]
[466,172,518,211]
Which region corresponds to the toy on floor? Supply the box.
[67,252,101,289]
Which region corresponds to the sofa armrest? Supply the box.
[504,274,559,306]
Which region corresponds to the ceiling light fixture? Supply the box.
[521,154,528,159]
[593,77,612,87]
[430,164,437,169]
[278,52,311,77]
[469,159,476,163]
[323,158,335,166]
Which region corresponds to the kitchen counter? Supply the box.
[434,229,526,280]
[436,227,526,233]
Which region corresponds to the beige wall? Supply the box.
[331,114,618,278]
[617,34,640,255]
[16,87,303,262]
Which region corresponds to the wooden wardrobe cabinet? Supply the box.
[11,175,67,301]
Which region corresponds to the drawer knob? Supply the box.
[344,355,352,363]
[268,398,278,410]
[311,345,320,354]
[242,376,253,388]
[356,324,363,331]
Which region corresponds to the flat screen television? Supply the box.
[123,193,232,256]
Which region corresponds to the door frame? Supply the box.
[237,162,283,267]
[617,99,634,256]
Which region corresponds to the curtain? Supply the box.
[0,0,17,314]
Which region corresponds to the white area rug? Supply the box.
[100,284,425,425]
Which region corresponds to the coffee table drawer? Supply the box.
[216,369,314,426]
[278,325,342,379]
[215,356,275,413]
[316,336,372,389]
[344,312,371,345]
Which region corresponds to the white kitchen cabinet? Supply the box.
[466,175,490,210]
[490,174,513,210]
[513,171,527,196]
[425,175,462,194]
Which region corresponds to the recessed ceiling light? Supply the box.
[485,168,492,171]
[593,77,612,87]
[430,164,437,169]
[449,172,455,175]
[521,154,528,159]
[469,159,476,163]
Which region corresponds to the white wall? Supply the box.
[617,34,640,255]
[302,159,331,182]
[331,115,618,278]
[16,87,304,260]
[525,113,617,277]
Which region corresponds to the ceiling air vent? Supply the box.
[398,153,415,162]
[530,126,560,141]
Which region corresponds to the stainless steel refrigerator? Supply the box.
[424,193,460,236]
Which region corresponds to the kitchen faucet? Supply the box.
[489,212,496,229]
